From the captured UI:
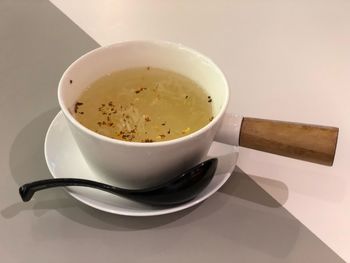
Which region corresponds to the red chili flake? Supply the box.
[208,99,212,103]
[74,102,83,113]
[161,122,166,126]
[135,87,147,94]
[167,129,171,134]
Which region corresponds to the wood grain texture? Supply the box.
[239,118,339,166]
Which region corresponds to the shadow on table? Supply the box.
[5,108,288,231]
[220,166,289,207]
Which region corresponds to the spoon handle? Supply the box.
[239,118,339,166]
[19,178,130,202]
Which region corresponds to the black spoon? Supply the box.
[19,158,218,206]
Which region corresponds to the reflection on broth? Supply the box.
[73,67,213,142]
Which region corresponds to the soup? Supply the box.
[72,67,213,142]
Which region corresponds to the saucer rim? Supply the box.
[44,111,237,216]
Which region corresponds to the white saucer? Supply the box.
[44,111,238,216]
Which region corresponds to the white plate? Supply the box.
[44,111,238,216]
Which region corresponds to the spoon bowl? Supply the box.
[19,158,218,206]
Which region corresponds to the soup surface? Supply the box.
[73,67,213,142]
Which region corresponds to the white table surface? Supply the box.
[49,0,350,260]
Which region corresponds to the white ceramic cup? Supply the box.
[58,40,241,188]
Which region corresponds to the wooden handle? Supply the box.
[239,118,339,166]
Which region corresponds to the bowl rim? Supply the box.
[58,40,230,147]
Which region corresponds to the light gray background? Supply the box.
[0,0,345,262]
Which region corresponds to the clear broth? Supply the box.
[73,67,213,142]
